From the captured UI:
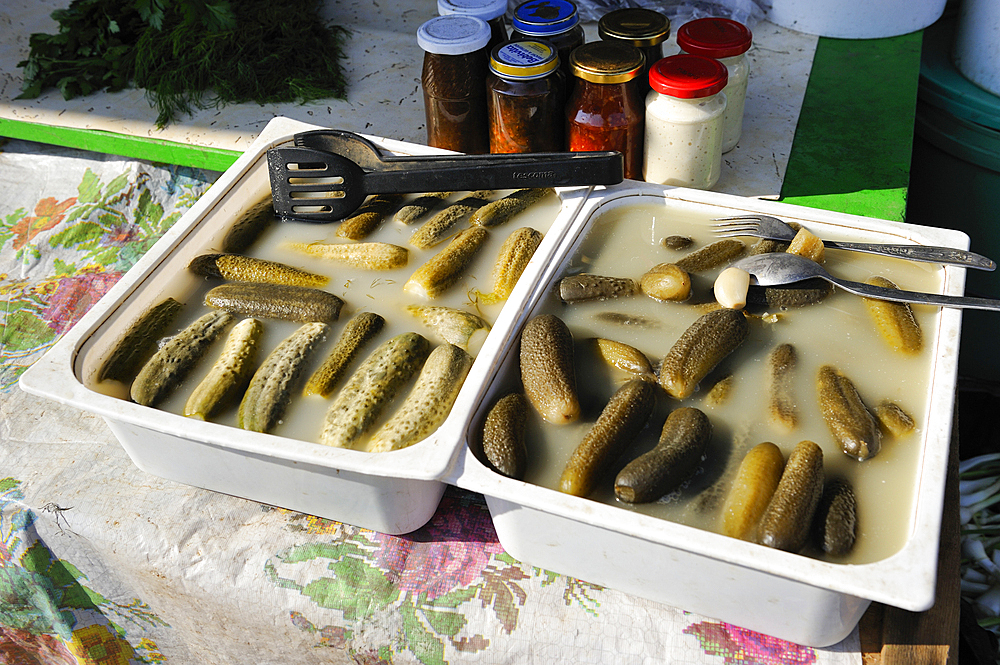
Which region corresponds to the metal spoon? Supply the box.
[731,252,1000,311]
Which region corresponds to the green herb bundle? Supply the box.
[18,0,350,127]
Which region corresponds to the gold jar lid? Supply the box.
[490,40,559,79]
[598,8,670,48]
[568,41,644,84]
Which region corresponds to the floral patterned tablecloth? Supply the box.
[0,138,862,665]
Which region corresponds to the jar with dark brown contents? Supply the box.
[438,0,509,53]
[565,41,645,179]
[418,15,492,154]
[597,7,670,98]
[487,40,565,153]
[510,0,584,79]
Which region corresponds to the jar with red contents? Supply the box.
[597,7,670,98]
[676,17,752,153]
[565,41,645,179]
[418,15,492,155]
[487,40,565,153]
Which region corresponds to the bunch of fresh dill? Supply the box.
[18,0,350,127]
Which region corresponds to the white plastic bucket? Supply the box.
[953,0,1000,97]
[765,0,947,39]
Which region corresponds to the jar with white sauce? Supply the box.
[643,54,728,189]
[676,17,752,154]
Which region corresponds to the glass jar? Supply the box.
[438,0,509,53]
[643,54,728,189]
[487,40,565,153]
[565,41,645,180]
[418,15,492,154]
[510,0,585,79]
[676,17,752,154]
[597,7,670,98]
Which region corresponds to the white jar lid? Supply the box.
[418,15,492,55]
[438,0,507,21]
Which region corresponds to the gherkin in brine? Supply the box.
[472,226,542,305]
[659,308,750,400]
[98,297,184,383]
[189,253,329,287]
[205,282,344,323]
[184,317,263,420]
[303,312,385,398]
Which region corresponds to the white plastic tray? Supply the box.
[444,180,966,646]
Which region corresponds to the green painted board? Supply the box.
[779,32,923,222]
[0,118,240,172]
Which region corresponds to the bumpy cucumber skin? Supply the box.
[720,441,785,540]
[409,191,493,249]
[184,317,263,420]
[336,194,404,240]
[874,400,916,438]
[812,478,857,556]
[474,226,543,305]
[675,239,746,273]
[520,314,580,425]
[367,343,473,452]
[659,308,750,400]
[469,188,553,227]
[98,297,183,383]
[222,197,274,254]
[559,274,637,303]
[481,392,530,480]
[395,192,453,224]
[817,365,881,461]
[188,253,329,287]
[130,310,234,407]
[614,406,712,503]
[319,333,431,449]
[405,226,489,299]
[768,343,798,431]
[237,322,328,432]
[286,241,409,271]
[303,312,385,398]
[592,338,655,382]
[405,305,490,352]
[560,379,657,498]
[205,282,344,323]
[757,440,825,553]
[863,276,923,354]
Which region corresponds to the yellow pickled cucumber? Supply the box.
[409,190,494,249]
[405,305,490,355]
[285,241,408,271]
[786,227,825,263]
[703,374,734,406]
[640,263,691,302]
[469,188,553,227]
[472,226,543,304]
[614,406,712,503]
[659,308,750,400]
[222,196,274,254]
[336,194,404,240]
[481,392,530,479]
[560,379,657,497]
[720,442,785,540]
[188,253,329,287]
[874,400,916,438]
[520,314,580,425]
[395,191,454,225]
[817,365,881,461]
[862,276,923,355]
[756,440,824,553]
[405,226,489,299]
[184,317,263,420]
[592,338,656,382]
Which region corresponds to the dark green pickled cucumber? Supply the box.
[659,308,750,400]
[812,478,857,556]
[559,274,637,303]
[661,235,693,251]
[205,282,344,323]
[130,310,234,406]
[746,279,834,309]
[614,406,712,503]
[674,239,746,273]
[98,297,184,383]
[817,365,881,461]
[469,188,553,227]
[303,312,386,397]
[222,196,274,254]
[756,440,824,552]
[481,392,530,480]
[520,314,580,425]
[559,379,656,497]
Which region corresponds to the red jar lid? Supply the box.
[649,54,728,98]
[676,17,752,59]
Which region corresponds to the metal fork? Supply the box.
[713,214,996,270]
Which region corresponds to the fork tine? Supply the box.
[712,215,763,222]
[710,222,758,232]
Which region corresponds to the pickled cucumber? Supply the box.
[768,343,798,431]
[481,392,529,479]
[189,253,329,287]
[874,400,916,438]
[405,226,489,299]
[721,442,785,541]
[817,365,881,461]
[336,194,404,240]
[746,280,833,309]
[560,379,657,497]
[472,226,542,305]
[812,478,857,556]
[319,333,431,449]
[703,374,734,406]
[406,305,490,355]
[675,239,746,273]
[130,310,234,407]
[786,227,825,263]
[367,344,473,452]
[285,241,409,271]
[97,297,183,383]
[659,308,750,400]
[756,440,824,552]
[862,276,923,355]
[614,406,712,503]
[395,192,453,224]
[469,188,552,227]
[559,274,637,303]
[520,314,580,425]
[222,196,274,254]
[592,338,655,382]
[303,312,385,397]
[409,190,493,249]
[205,282,344,323]
[184,317,263,420]
[661,235,693,251]
[238,322,328,433]
[640,263,691,302]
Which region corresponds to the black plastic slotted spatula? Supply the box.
[266,130,624,223]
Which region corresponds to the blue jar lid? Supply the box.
[418,15,492,55]
[512,0,580,36]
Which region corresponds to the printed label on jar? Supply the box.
[496,41,551,66]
